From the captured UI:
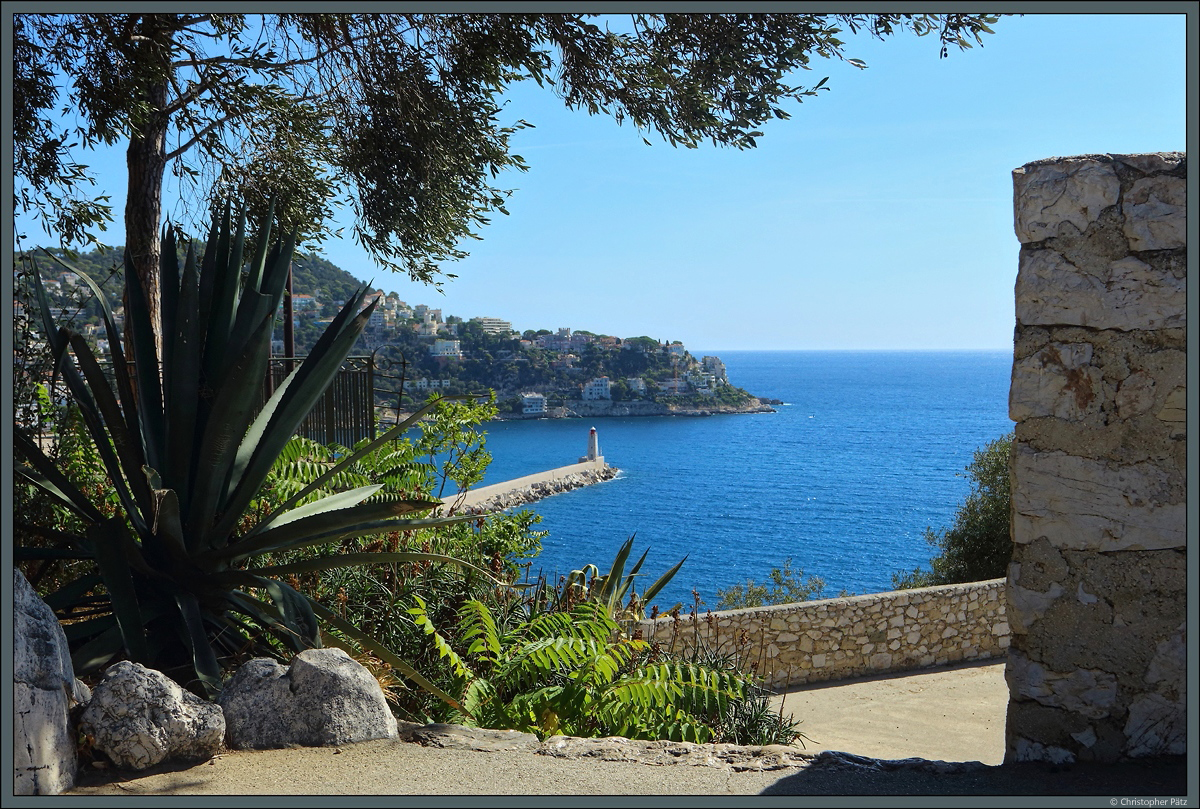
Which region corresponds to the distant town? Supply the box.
[18,249,773,418]
[348,292,764,416]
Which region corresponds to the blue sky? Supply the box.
[13,13,1189,351]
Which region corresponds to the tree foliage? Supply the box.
[892,432,1014,589]
[716,558,827,609]
[15,12,1001,286]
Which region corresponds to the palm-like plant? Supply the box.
[14,205,488,700]
[525,535,685,624]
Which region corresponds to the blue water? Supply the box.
[474,350,1013,611]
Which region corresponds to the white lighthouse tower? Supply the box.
[579,427,601,463]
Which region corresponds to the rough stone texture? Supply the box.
[540,735,815,772]
[397,722,540,753]
[220,648,398,749]
[78,661,224,771]
[1010,446,1185,552]
[1013,249,1186,332]
[635,580,1007,690]
[1006,153,1186,764]
[463,464,618,514]
[1012,156,1121,243]
[1121,175,1186,250]
[13,568,88,795]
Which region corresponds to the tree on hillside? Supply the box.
[14,12,999,345]
[892,432,1014,589]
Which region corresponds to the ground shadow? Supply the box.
[760,756,1188,796]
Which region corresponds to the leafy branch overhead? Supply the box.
[15,12,1001,286]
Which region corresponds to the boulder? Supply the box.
[78,661,225,771]
[13,568,88,795]
[219,648,398,749]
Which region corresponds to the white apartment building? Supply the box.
[521,392,546,415]
[626,377,647,396]
[472,316,513,335]
[404,378,452,391]
[430,339,462,359]
[581,377,611,400]
[701,356,728,383]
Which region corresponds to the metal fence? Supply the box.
[265,355,376,447]
[47,350,404,450]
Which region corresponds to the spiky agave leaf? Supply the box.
[15,202,500,704]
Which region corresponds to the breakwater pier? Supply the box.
[440,427,617,514]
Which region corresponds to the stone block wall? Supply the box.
[1006,153,1187,763]
[635,579,1008,691]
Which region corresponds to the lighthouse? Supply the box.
[580,426,601,463]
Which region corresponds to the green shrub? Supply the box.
[411,598,752,742]
[716,558,826,609]
[892,432,1014,589]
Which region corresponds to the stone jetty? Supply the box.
[440,427,617,514]
[441,458,617,515]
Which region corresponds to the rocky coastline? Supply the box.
[496,397,777,420]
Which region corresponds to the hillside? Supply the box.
[18,245,765,414]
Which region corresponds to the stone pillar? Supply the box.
[1005,153,1186,763]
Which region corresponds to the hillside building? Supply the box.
[582,377,611,400]
[701,356,728,383]
[472,316,513,335]
[521,392,546,415]
[431,339,462,359]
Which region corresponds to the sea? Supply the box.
[472,350,1014,612]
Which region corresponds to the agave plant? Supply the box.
[14,204,488,700]
[530,535,686,623]
[411,597,750,742]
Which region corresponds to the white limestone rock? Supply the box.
[13,568,86,795]
[1014,250,1185,331]
[1123,693,1186,757]
[1007,652,1118,719]
[1013,158,1120,243]
[1145,625,1186,693]
[78,661,225,771]
[1004,578,1064,635]
[220,648,398,749]
[1011,446,1185,552]
[1009,342,1099,421]
[1114,371,1158,420]
[1012,737,1076,765]
[1122,175,1186,251]
[1156,387,1186,436]
[1115,152,1184,174]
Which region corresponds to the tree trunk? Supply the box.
[283,262,295,373]
[122,17,172,367]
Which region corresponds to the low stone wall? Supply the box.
[635,579,1008,691]
[441,459,618,514]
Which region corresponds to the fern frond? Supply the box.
[409,595,473,679]
[459,599,501,666]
